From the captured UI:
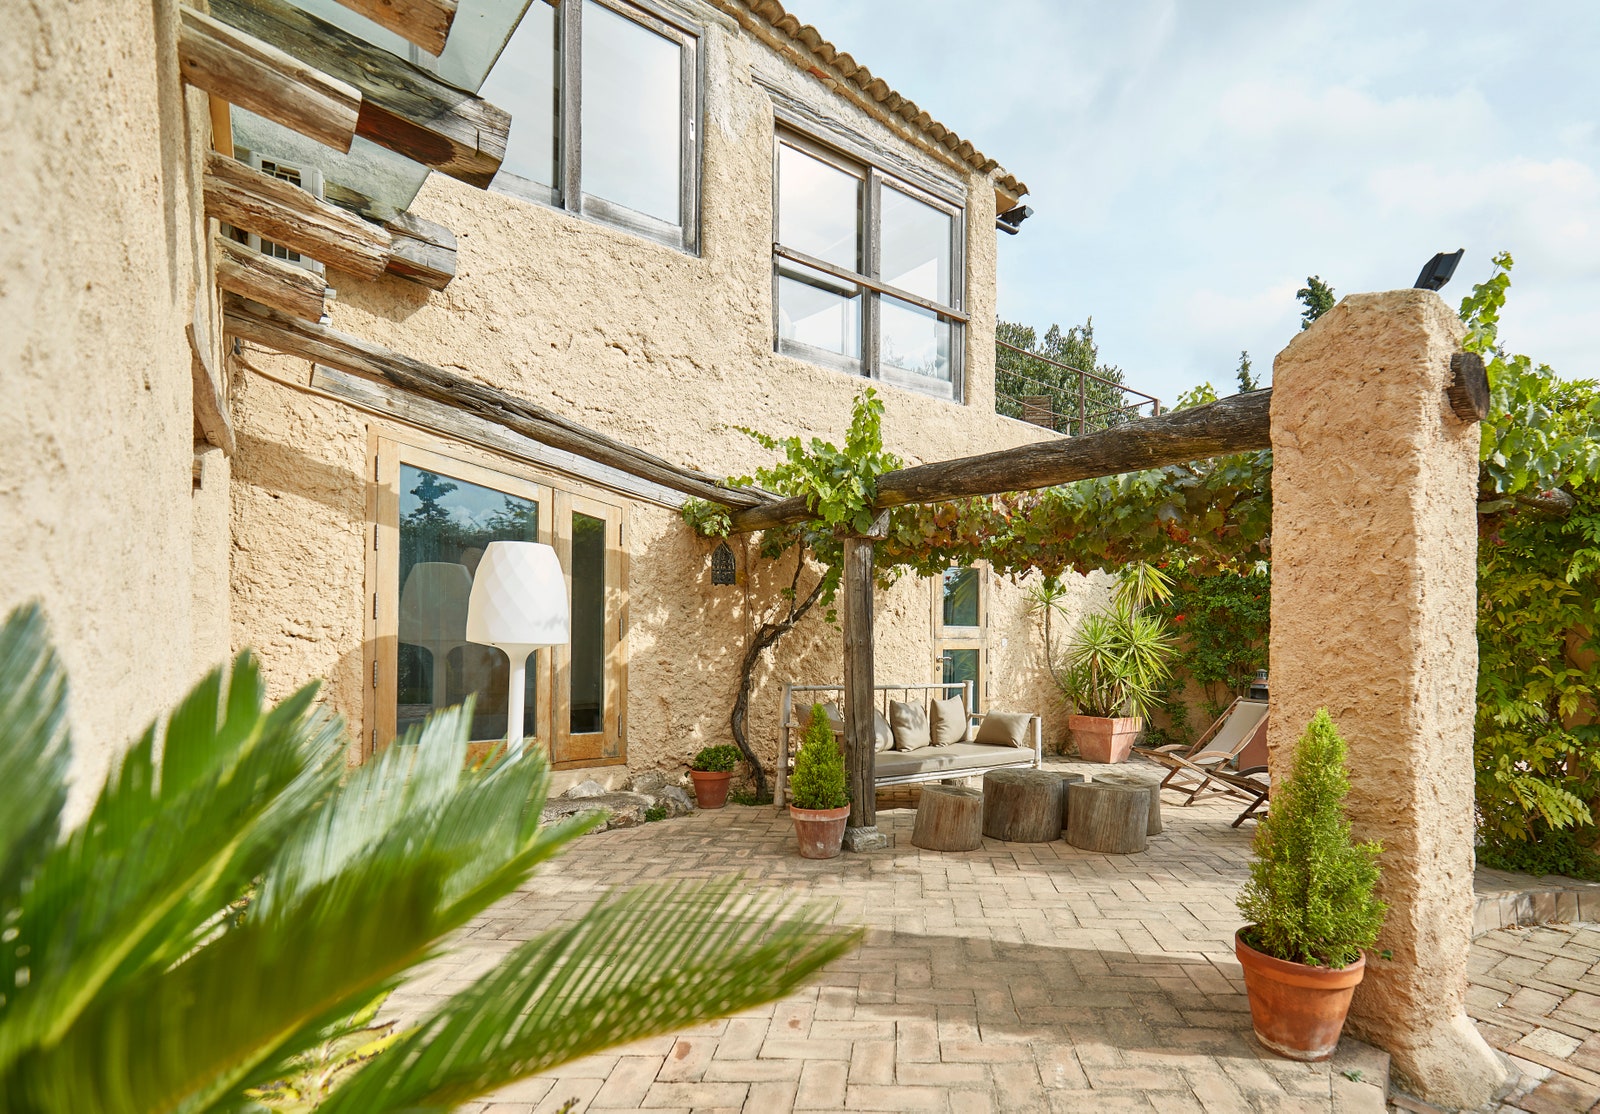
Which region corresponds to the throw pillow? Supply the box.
[889,700,931,751]
[973,711,1032,748]
[874,708,894,753]
[928,695,968,746]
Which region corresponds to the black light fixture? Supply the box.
[1413,249,1465,291]
[710,541,737,586]
[1248,670,1269,702]
[996,205,1034,235]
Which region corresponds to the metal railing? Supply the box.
[995,338,1161,436]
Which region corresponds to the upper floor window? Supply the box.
[773,133,966,400]
[481,0,699,251]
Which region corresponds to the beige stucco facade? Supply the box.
[0,0,230,806]
[222,0,1089,786]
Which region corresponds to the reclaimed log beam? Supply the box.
[204,151,392,281]
[728,389,1274,532]
[177,6,360,153]
[381,211,457,290]
[332,0,459,56]
[840,511,890,853]
[186,295,236,456]
[214,233,329,322]
[212,0,510,187]
[221,295,777,509]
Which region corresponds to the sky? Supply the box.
[797,0,1600,407]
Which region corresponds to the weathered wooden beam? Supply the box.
[221,295,778,510]
[332,0,459,56]
[212,0,510,187]
[381,211,457,290]
[213,233,329,322]
[204,151,393,280]
[177,6,360,153]
[729,389,1274,532]
[186,295,236,456]
[840,534,888,853]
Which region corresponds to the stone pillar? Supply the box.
[1268,290,1506,1107]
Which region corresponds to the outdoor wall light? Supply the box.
[1413,249,1464,291]
[996,204,1033,235]
[1248,669,1269,702]
[711,541,737,586]
[465,541,570,760]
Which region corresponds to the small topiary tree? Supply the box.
[790,703,849,811]
[691,744,743,773]
[1237,709,1386,968]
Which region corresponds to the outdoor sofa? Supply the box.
[774,682,1042,807]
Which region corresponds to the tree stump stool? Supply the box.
[1065,781,1149,854]
[912,785,984,851]
[1097,771,1163,835]
[982,768,1068,842]
[1058,773,1086,830]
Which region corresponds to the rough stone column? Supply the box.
[1268,290,1506,1107]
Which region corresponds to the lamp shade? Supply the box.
[465,541,569,652]
[398,562,473,644]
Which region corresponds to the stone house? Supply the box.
[4,0,1103,796]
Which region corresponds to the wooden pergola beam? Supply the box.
[204,151,393,280]
[213,233,329,323]
[212,0,510,188]
[332,0,459,56]
[728,389,1274,532]
[221,295,779,510]
[177,6,361,153]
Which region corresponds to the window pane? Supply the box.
[943,567,979,627]
[942,649,980,712]
[398,466,538,743]
[570,511,607,735]
[481,1,558,189]
[880,296,953,382]
[778,144,861,270]
[881,186,952,305]
[778,264,862,359]
[581,1,682,223]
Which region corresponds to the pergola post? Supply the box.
[841,530,887,852]
[1268,290,1505,1107]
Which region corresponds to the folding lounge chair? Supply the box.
[1135,698,1269,806]
[1206,765,1270,827]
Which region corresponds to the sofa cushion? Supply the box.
[815,702,892,751]
[874,743,1034,780]
[889,701,931,751]
[928,695,968,746]
[974,712,1032,748]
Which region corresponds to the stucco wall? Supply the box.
[0,0,228,802]
[227,1,1087,782]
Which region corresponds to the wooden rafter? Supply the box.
[213,233,329,323]
[332,0,459,56]
[212,0,510,187]
[728,390,1274,532]
[177,6,361,153]
[221,295,779,510]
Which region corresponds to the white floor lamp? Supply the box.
[465,541,569,760]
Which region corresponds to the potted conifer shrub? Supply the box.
[689,744,741,809]
[789,703,851,859]
[1235,709,1387,1061]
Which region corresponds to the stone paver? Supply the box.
[381,758,1549,1112]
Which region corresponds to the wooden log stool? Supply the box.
[912,785,984,851]
[982,768,1068,842]
[1065,781,1149,854]
[1097,771,1163,835]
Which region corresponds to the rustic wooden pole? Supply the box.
[841,530,888,852]
[332,0,459,56]
[727,388,1273,533]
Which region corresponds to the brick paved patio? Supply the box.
[389,759,1413,1113]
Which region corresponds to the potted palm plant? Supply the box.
[789,703,851,859]
[1055,564,1176,762]
[689,744,742,809]
[1235,710,1387,1061]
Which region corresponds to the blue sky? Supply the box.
[797,1,1600,406]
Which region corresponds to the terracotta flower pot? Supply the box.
[1235,929,1366,1062]
[790,804,851,859]
[689,770,732,809]
[1068,715,1143,763]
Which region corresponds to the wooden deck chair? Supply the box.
[1134,698,1269,806]
[1207,765,1270,827]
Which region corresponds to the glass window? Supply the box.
[481,2,559,192]
[941,648,981,713]
[397,465,539,743]
[773,134,964,397]
[942,567,980,628]
[569,510,607,734]
[581,0,683,224]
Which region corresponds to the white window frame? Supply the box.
[772,129,968,402]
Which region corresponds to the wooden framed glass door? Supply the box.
[934,564,987,712]
[552,490,625,767]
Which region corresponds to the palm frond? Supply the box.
[0,605,70,925]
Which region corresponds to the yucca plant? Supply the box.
[0,604,859,1112]
[1052,602,1176,719]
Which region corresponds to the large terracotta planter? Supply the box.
[1235,929,1366,1061]
[790,804,850,859]
[1068,715,1143,763]
[689,770,732,809]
